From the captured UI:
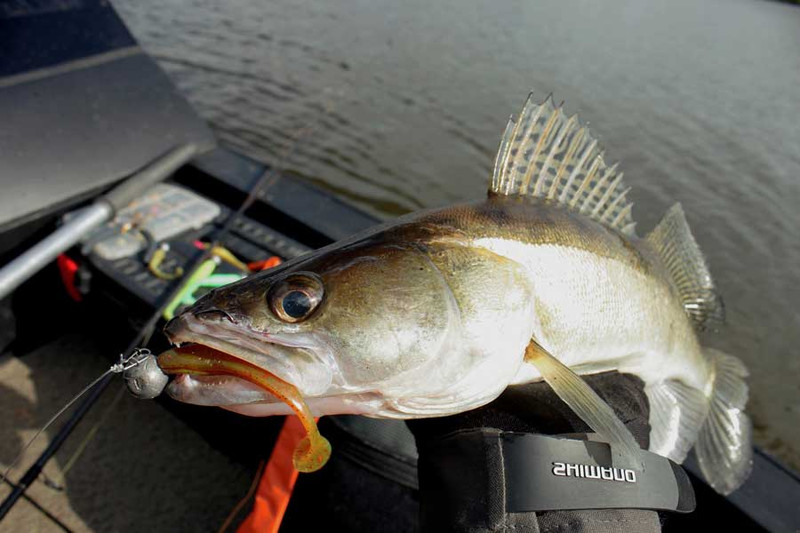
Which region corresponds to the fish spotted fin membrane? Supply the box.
[695,348,752,494]
[523,340,643,469]
[490,94,636,237]
[646,203,725,331]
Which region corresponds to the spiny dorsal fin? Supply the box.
[647,204,724,331]
[490,94,637,236]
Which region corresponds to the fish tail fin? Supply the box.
[695,348,753,495]
[646,203,725,331]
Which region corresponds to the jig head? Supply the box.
[122,349,168,399]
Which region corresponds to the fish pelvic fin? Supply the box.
[647,203,725,331]
[695,348,753,495]
[524,340,643,469]
[489,94,637,237]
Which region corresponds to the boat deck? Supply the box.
[0,331,257,532]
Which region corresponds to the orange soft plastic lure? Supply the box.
[158,345,331,472]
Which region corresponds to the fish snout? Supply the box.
[187,288,249,323]
[164,305,239,341]
[163,314,191,344]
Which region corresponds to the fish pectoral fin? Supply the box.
[524,340,643,469]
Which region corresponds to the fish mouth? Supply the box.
[162,312,322,392]
[160,313,337,473]
[160,312,380,416]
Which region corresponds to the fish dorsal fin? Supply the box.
[647,204,724,330]
[490,94,636,237]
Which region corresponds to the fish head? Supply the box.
[162,238,467,417]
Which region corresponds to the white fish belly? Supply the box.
[474,238,710,390]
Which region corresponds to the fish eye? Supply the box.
[268,273,324,323]
[282,291,312,318]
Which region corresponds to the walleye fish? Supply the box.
[160,95,752,492]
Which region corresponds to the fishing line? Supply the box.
[59,386,126,477]
[42,385,129,491]
[0,349,153,485]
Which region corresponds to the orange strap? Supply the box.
[237,416,306,533]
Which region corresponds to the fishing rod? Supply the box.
[0,145,197,301]
[0,103,335,523]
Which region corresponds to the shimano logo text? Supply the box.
[552,462,636,483]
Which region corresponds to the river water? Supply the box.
[114,0,800,470]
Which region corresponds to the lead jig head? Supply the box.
[123,350,168,399]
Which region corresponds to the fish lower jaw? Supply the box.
[166,373,384,417]
[165,373,279,405]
